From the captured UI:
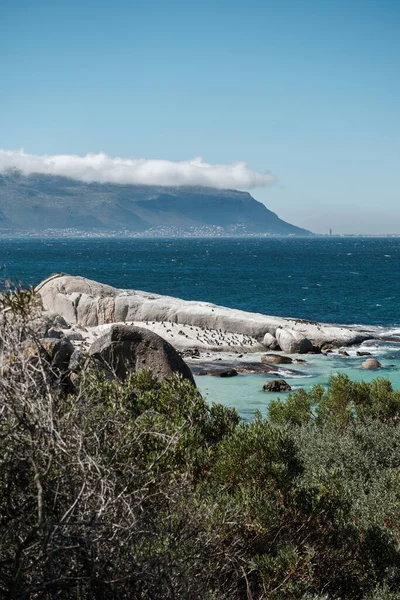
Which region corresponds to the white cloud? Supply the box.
[0,149,275,190]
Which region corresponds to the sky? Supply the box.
[1,0,399,234]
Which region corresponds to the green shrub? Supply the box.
[269,373,400,426]
[2,293,400,599]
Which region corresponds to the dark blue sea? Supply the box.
[0,236,398,328]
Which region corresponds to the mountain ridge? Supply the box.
[0,172,312,235]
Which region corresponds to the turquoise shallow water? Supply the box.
[195,341,400,420]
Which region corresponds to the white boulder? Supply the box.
[275,328,314,354]
[262,332,280,350]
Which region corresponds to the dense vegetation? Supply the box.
[1,291,400,598]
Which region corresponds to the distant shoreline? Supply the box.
[1,230,400,239]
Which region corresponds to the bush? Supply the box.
[269,373,400,427]
[2,290,400,598]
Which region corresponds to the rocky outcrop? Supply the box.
[198,369,238,377]
[321,343,336,352]
[88,324,195,384]
[36,274,375,353]
[361,358,382,370]
[191,360,303,376]
[261,354,293,365]
[29,311,70,339]
[36,275,117,326]
[263,379,292,392]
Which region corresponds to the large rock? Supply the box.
[36,274,375,350]
[263,379,292,392]
[28,311,69,339]
[64,330,84,341]
[361,358,382,370]
[20,338,75,392]
[88,324,195,384]
[262,332,279,350]
[36,275,118,326]
[42,311,70,329]
[261,353,293,365]
[39,338,74,373]
[275,328,314,354]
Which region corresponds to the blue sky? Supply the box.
[1,0,399,233]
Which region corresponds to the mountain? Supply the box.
[0,172,311,235]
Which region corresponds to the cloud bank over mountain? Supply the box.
[0,150,275,190]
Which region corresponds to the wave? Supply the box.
[382,328,400,336]
[276,369,313,379]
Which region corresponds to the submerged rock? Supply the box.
[361,358,382,370]
[263,379,292,392]
[198,368,238,378]
[321,343,337,352]
[261,353,293,365]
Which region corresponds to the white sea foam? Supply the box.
[281,372,313,379]
[383,328,400,336]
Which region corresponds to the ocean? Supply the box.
[1,236,400,418]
